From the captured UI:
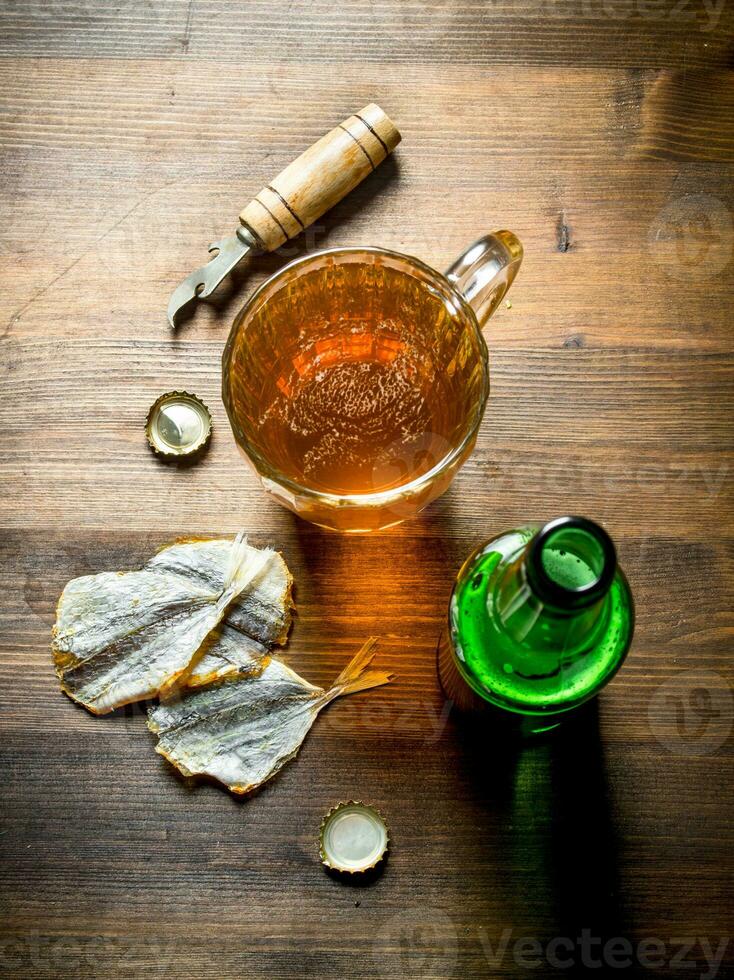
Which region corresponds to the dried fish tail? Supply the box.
[322,637,396,702]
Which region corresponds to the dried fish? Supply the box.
[153,538,293,688]
[53,534,291,714]
[148,638,394,795]
[183,624,269,689]
[149,538,293,648]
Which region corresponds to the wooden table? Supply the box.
[1,3,732,977]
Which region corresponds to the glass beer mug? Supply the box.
[222,231,523,532]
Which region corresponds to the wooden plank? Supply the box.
[1,526,731,727]
[1,62,732,349]
[0,0,732,69]
[1,339,731,536]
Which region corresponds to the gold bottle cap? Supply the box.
[145,391,212,459]
[319,801,389,875]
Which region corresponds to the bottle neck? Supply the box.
[495,517,617,646]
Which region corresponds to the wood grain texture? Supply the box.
[1,1,732,978]
[1,0,733,68]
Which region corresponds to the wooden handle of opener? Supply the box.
[239,103,401,252]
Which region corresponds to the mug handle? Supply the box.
[444,231,523,330]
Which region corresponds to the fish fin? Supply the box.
[327,638,395,698]
[221,532,273,603]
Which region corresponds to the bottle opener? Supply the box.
[167,103,401,328]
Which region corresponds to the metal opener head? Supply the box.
[167,226,258,329]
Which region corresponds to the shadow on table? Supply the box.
[282,506,641,972]
[452,701,642,976]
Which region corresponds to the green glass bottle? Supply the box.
[437,516,634,732]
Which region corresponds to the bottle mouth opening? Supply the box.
[527,517,617,610]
